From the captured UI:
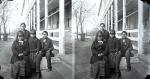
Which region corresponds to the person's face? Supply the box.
[110,33,115,38]
[18,36,23,41]
[20,24,26,31]
[122,33,127,39]
[97,33,103,41]
[42,32,48,38]
[30,34,36,38]
[98,24,105,31]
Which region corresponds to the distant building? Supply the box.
[98,0,150,77]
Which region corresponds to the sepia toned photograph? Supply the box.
[0,0,149,79]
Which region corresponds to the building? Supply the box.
[17,0,71,54]
[98,0,150,77]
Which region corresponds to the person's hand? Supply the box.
[37,51,42,55]
[18,53,23,56]
[98,41,103,45]
[47,50,50,53]
[98,53,103,56]
[49,48,53,51]
[116,51,121,55]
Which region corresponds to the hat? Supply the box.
[109,29,115,34]
[30,30,36,34]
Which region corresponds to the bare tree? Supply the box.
[0,0,11,40]
[73,1,80,40]
[73,0,95,41]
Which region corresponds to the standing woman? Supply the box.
[11,31,30,79]
[28,30,41,78]
[90,31,108,79]
[107,30,121,79]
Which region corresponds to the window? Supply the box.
[117,0,123,31]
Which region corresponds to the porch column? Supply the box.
[45,0,48,30]
[33,5,36,29]
[149,8,150,31]
[37,0,40,31]
[106,13,108,30]
[108,10,110,31]
[138,0,144,54]
[110,5,113,30]
[29,12,31,30]
[114,0,118,31]
[59,0,65,54]
[31,10,33,30]
[122,0,126,30]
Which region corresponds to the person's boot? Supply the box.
[47,67,52,72]
[127,66,131,71]
[36,72,42,79]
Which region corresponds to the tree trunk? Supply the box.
[80,22,85,41]
[0,25,1,40]
[3,23,8,41]
[76,17,79,40]
[76,25,79,40]
[4,23,6,34]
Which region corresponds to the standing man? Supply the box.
[97,23,109,43]
[119,31,133,71]
[19,23,30,42]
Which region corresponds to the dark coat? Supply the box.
[98,30,109,43]
[28,37,41,69]
[20,30,30,41]
[108,37,120,53]
[90,40,108,64]
[119,38,133,56]
[11,40,32,78]
[28,37,40,53]
[11,40,29,64]
[108,37,120,70]
[40,37,54,56]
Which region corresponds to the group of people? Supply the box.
[90,23,133,79]
[10,23,54,79]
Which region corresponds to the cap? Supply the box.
[30,30,36,34]
[109,30,115,34]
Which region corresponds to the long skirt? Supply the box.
[108,53,117,70]
[11,60,25,79]
[91,60,105,79]
[108,53,122,79]
[29,53,37,70]
[11,57,32,79]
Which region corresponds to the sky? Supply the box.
[3,0,23,34]
[72,0,101,34]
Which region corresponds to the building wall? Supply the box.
[20,0,72,54]
[98,0,150,77]
[98,0,140,50]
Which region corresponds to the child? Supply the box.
[11,31,29,79]
[90,31,108,79]
[107,30,121,79]
[36,31,54,76]
[28,30,41,76]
